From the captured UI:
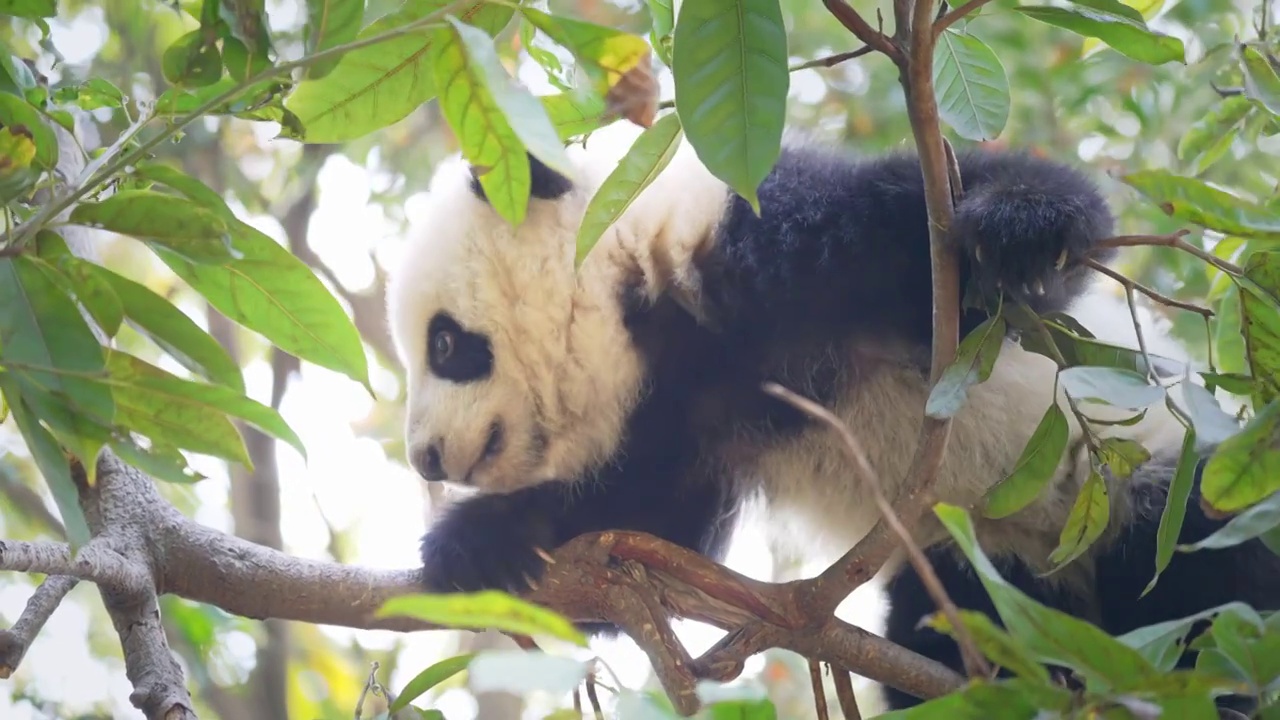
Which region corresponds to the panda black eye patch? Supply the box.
[427,312,493,382]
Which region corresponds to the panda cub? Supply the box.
[387,122,1279,709]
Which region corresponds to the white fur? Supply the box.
[389,120,1191,591]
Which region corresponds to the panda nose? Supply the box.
[413,442,447,482]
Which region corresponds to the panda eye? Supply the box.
[431,329,455,362]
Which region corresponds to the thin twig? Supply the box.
[811,659,832,720]
[585,672,605,720]
[823,0,904,64]
[1092,230,1243,276]
[763,383,992,680]
[934,0,995,35]
[832,666,862,720]
[0,575,78,677]
[790,46,875,71]
[1085,258,1214,318]
[1123,284,1157,384]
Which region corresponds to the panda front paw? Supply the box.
[952,185,1107,301]
[419,495,556,595]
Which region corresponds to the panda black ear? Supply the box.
[468,152,574,204]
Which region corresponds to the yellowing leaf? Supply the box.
[377,591,587,647]
[1048,468,1111,568]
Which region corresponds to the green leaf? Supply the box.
[520,9,652,91]
[1201,400,1280,514]
[0,0,57,19]
[876,678,1055,719]
[1123,170,1280,240]
[672,0,789,213]
[109,436,204,485]
[103,352,251,465]
[1240,251,1280,406]
[541,90,606,141]
[1015,4,1184,65]
[153,222,370,390]
[1119,602,1254,671]
[431,14,573,226]
[647,0,675,66]
[1242,45,1280,118]
[926,315,1006,418]
[106,350,304,459]
[33,231,124,338]
[0,48,35,96]
[69,190,237,265]
[706,698,777,720]
[130,163,235,220]
[162,30,224,88]
[0,380,91,547]
[389,653,476,712]
[575,112,683,266]
[1048,467,1110,567]
[52,78,126,112]
[1144,429,1197,596]
[1181,381,1242,446]
[1183,491,1280,552]
[923,610,1050,682]
[285,2,514,143]
[984,403,1071,518]
[468,651,589,695]
[1204,606,1280,693]
[1096,437,1151,479]
[1060,365,1165,410]
[304,0,364,79]
[1177,96,1253,172]
[0,256,114,474]
[221,36,271,83]
[377,591,587,646]
[934,503,1164,691]
[933,30,1010,142]
[0,91,57,169]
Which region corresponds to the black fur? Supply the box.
[418,142,1279,705]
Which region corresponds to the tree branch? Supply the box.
[0,575,78,678]
[1092,230,1244,276]
[822,0,904,64]
[934,0,995,35]
[1085,258,1215,318]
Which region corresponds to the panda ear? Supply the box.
[468,152,574,204]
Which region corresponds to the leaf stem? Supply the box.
[4,0,475,248]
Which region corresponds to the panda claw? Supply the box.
[1056,248,1069,270]
[1035,280,1046,296]
[974,245,984,264]
[534,546,556,564]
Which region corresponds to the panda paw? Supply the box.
[419,495,556,595]
[952,184,1106,301]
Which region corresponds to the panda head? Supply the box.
[387,124,667,494]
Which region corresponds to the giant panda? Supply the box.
[386,120,1280,711]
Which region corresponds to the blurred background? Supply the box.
[0,0,1275,717]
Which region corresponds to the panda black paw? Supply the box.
[952,184,1108,302]
[419,495,556,595]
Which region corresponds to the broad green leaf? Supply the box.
[672,0,788,213]
[389,653,476,712]
[0,381,91,547]
[82,264,243,393]
[1201,400,1280,514]
[706,699,777,720]
[1240,251,1280,406]
[575,112,683,266]
[1177,96,1252,171]
[1242,45,1280,118]
[1080,0,1165,54]
[51,78,125,111]
[161,30,223,88]
[1048,468,1110,567]
[934,503,1164,691]
[1009,306,1179,376]
[34,231,124,338]
[110,436,203,485]
[1181,381,1242,445]
[468,651,588,695]
[1216,284,1249,376]
[106,350,304,459]
[541,90,606,140]
[153,222,370,390]
[984,403,1071,518]
[1205,607,1280,693]
[130,163,234,220]
[926,315,1006,418]
[875,678,1057,719]
[432,14,573,226]
[69,190,237,265]
[1183,491,1280,552]
[923,610,1050,682]
[933,30,1010,142]
[520,9,651,91]
[0,91,57,169]
[1119,602,1254,671]
[0,47,35,95]
[220,37,271,83]
[285,2,514,143]
[377,591,587,646]
[1060,365,1165,410]
[304,0,364,79]
[1096,437,1150,479]
[1123,170,1280,240]
[647,0,675,66]
[1202,371,1256,397]
[104,352,251,465]
[0,256,114,474]
[1144,429,1197,596]
[0,1,56,20]
[1015,4,1184,65]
